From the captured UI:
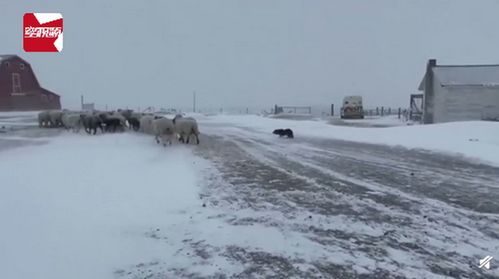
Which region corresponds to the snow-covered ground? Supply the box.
[0,113,357,278]
[0,112,498,278]
[0,111,40,127]
[268,113,318,121]
[199,114,499,167]
[0,133,205,278]
[0,130,322,278]
[330,114,412,127]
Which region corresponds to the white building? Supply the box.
[418,59,499,124]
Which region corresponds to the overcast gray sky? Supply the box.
[2,0,499,111]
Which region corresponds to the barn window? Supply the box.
[20,63,25,70]
[12,73,21,93]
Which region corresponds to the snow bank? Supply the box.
[269,113,317,121]
[200,115,499,166]
[331,115,411,127]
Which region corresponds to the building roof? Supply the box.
[0,54,17,61]
[41,88,60,97]
[0,55,31,67]
[418,64,499,90]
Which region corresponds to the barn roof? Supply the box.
[419,64,499,90]
[0,55,31,67]
[41,88,60,97]
[0,54,17,61]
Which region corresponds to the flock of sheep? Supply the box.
[37,109,200,146]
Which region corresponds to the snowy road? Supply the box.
[186,120,499,278]
[0,113,498,279]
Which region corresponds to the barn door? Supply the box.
[12,73,21,94]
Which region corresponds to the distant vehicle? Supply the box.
[341,96,364,119]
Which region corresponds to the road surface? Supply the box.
[185,120,499,278]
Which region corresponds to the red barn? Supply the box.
[0,54,61,111]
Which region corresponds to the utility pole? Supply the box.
[193,91,196,113]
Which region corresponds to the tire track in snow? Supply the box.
[193,123,499,279]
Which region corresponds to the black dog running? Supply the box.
[273,128,294,138]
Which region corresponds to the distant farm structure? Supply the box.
[273,105,312,115]
[409,94,423,122]
[419,59,499,123]
[80,95,95,111]
[0,54,61,111]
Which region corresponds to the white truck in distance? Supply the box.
[341,95,364,119]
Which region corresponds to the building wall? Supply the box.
[432,80,499,123]
[432,78,445,123]
[423,60,436,124]
[0,94,60,111]
[0,56,61,111]
[0,57,40,97]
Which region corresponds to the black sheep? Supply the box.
[127,117,141,131]
[99,112,126,133]
[103,118,122,133]
[80,114,103,135]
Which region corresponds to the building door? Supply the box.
[12,73,22,94]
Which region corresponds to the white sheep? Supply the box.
[173,116,200,144]
[139,115,155,134]
[61,113,82,132]
[38,111,51,127]
[108,112,128,128]
[48,110,64,127]
[152,117,176,146]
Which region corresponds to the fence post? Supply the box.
[381,106,384,116]
[376,107,379,115]
[398,108,401,119]
[331,104,334,116]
